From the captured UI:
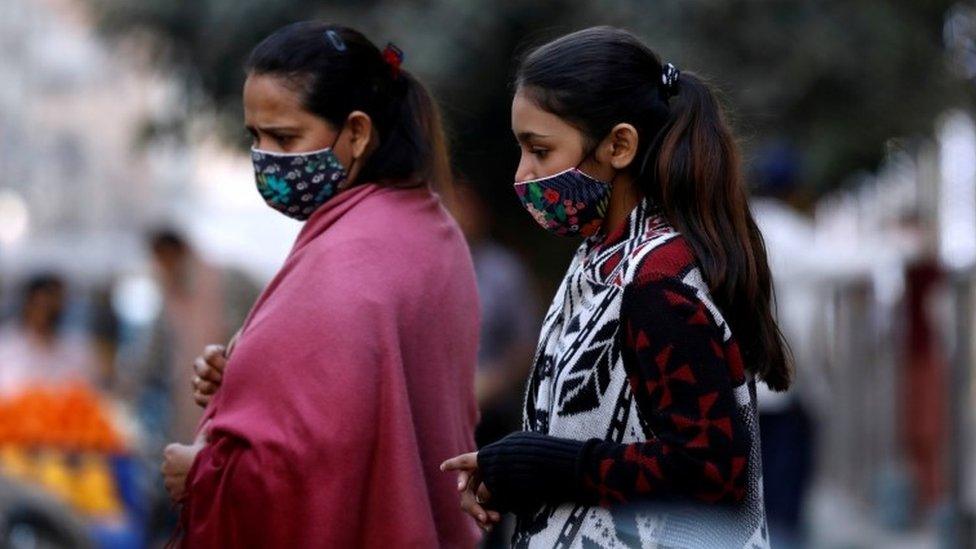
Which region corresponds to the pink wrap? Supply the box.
[179,183,481,548]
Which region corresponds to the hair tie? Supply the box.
[661,62,680,99]
[381,42,404,80]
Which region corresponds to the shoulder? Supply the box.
[627,233,699,285]
[619,234,732,341]
[299,187,473,295]
[604,226,701,292]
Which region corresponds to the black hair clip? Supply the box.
[381,42,404,79]
[325,30,347,52]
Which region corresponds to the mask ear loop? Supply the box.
[329,123,357,190]
[576,142,617,187]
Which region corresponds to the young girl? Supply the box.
[443,26,790,548]
[161,22,481,547]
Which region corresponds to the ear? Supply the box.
[345,110,374,160]
[603,123,639,171]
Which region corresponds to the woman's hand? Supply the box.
[441,452,501,532]
[192,331,240,408]
[161,422,210,502]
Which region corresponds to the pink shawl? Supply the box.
[179,183,481,548]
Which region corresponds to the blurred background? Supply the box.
[1,0,976,547]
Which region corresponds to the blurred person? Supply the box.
[0,273,96,394]
[451,181,540,548]
[452,181,539,446]
[89,283,122,392]
[141,228,259,446]
[443,27,791,548]
[750,143,822,549]
[138,228,259,543]
[161,23,480,548]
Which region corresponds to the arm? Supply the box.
[477,275,751,512]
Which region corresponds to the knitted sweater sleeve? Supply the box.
[477,274,751,513]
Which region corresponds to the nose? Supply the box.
[514,156,534,183]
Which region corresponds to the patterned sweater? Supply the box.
[478,200,769,548]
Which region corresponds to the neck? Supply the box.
[602,175,641,236]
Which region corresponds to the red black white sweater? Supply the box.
[478,200,769,548]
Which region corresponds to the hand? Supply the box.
[161,421,210,502]
[192,330,239,408]
[441,452,501,532]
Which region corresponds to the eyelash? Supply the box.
[516,141,549,159]
[247,131,295,146]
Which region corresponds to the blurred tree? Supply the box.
[87,0,971,278]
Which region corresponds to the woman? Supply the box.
[442,27,791,549]
[160,22,481,547]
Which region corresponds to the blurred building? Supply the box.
[0,0,299,290]
[773,110,976,547]
[0,0,193,284]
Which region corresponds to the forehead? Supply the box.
[511,89,581,141]
[243,73,308,124]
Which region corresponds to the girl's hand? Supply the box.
[161,421,210,502]
[192,331,239,407]
[441,452,502,532]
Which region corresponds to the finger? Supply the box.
[161,456,179,475]
[440,452,478,472]
[456,469,472,492]
[487,510,502,523]
[460,489,489,524]
[165,443,195,467]
[476,483,492,504]
[194,357,223,383]
[202,351,227,374]
[194,378,217,395]
[194,390,212,408]
[163,443,180,462]
[202,344,226,363]
[206,353,228,372]
[164,475,181,496]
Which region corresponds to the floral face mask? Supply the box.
[513,161,612,237]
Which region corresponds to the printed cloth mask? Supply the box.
[514,158,612,237]
[252,138,348,221]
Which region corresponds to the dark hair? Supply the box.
[516,26,791,391]
[245,22,450,192]
[23,272,64,300]
[147,227,189,255]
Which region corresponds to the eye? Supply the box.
[273,134,296,147]
[531,148,549,159]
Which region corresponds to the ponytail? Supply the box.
[653,73,791,390]
[363,70,452,194]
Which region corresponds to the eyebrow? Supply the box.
[246,124,301,133]
[515,131,551,142]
